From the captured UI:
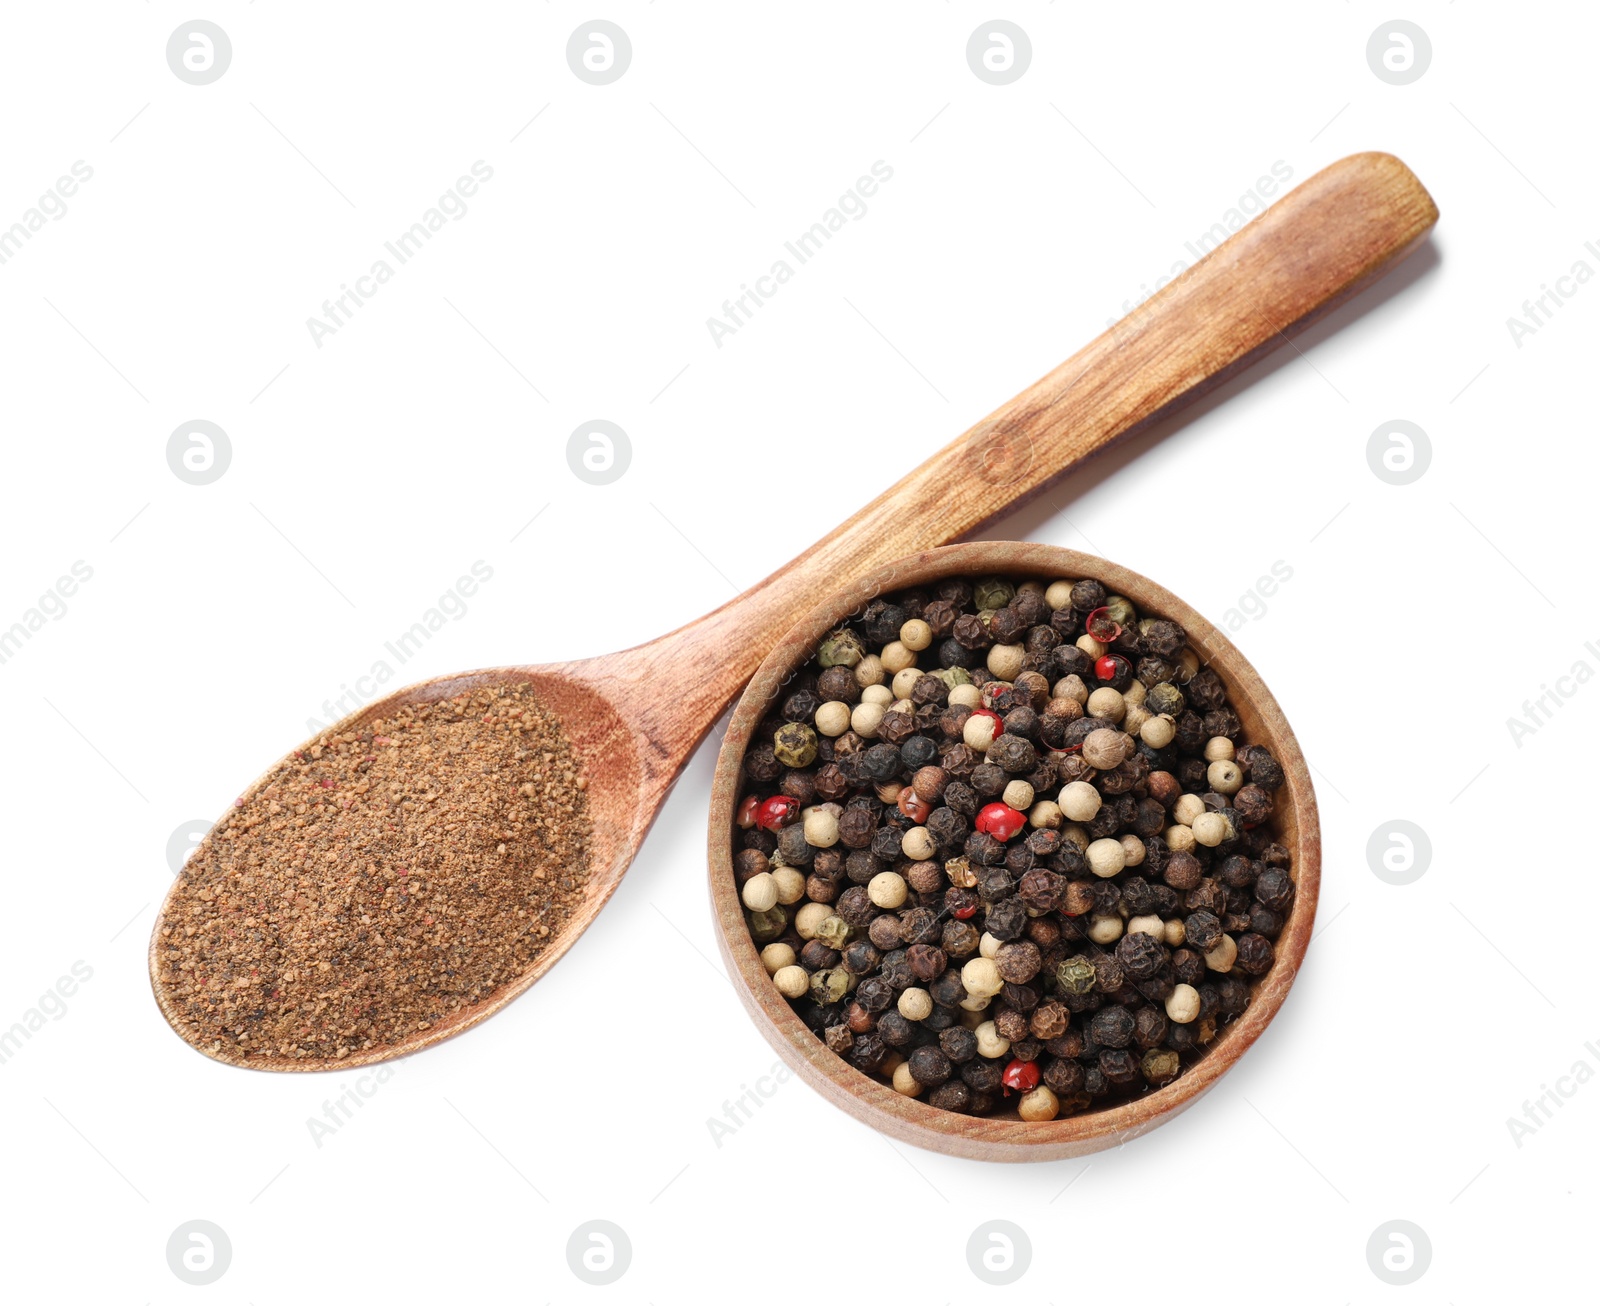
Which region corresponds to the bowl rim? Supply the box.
[706,541,1322,1162]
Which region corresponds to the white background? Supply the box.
[0,3,1591,1301]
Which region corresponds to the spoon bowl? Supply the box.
[707,542,1320,1161]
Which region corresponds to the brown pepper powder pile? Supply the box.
[156,683,592,1065]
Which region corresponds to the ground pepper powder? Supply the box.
[155,682,592,1065]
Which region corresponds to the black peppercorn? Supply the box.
[879,949,915,990]
[1171,948,1206,988]
[866,914,901,950]
[1235,933,1275,975]
[851,1034,890,1073]
[927,1080,972,1113]
[1254,866,1295,913]
[984,897,1028,941]
[1029,1000,1069,1041]
[1184,910,1223,952]
[929,969,967,1008]
[841,940,881,976]
[1249,905,1283,938]
[855,977,893,1013]
[1089,1006,1135,1049]
[994,940,1042,984]
[877,1011,915,1047]
[1133,1006,1169,1049]
[908,1044,953,1088]
[907,942,947,981]
[1115,931,1167,980]
[799,940,841,971]
[940,1026,978,1063]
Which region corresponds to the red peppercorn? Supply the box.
[969,708,1003,742]
[954,902,978,919]
[1094,654,1128,683]
[755,795,799,830]
[736,795,761,829]
[1001,1058,1040,1092]
[1085,606,1122,642]
[975,802,1026,841]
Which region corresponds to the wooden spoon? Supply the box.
[151,151,1437,1070]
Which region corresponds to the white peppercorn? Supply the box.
[881,641,916,673]
[850,701,886,738]
[1054,674,1089,705]
[794,901,834,939]
[1018,1085,1060,1121]
[1207,759,1243,796]
[1204,934,1238,972]
[1163,918,1186,947]
[974,1018,1011,1058]
[987,643,1026,680]
[774,965,809,999]
[899,618,933,652]
[1204,736,1235,762]
[1140,714,1177,748]
[760,942,796,975]
[1119,834,1147,867]
[1002,779,1035,810]
[1045,580,1075,610]
[978,931,1002,959]
[1192,811,1228,847]
[861,683,893,706]
[1076,633,1107,659]
[1173,793,1206,827]
[963,714,998,752]
[771,866,807,905]
[1127,913,1164,939]
[1028,800,1063,829]
[962,956,1004,997]
[1088,913,1124,944]
[1166,983,1201,1023]
[898,987,934,1020]
[1087,837,1127,878]
[1060,780,1102,822]
[868,871,908,908]
[1086,687,1126,721]
[891,666,923,700]
[892,1060,922,1095]
[854,654,885,686]
[901,827,936,861]
[815,701,851,737]
[803,808,840,848]
[742,872,778,912]
[948,683,982,708]
[1165,824,1197,853]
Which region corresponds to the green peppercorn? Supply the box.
[747,906,787,942]
[814,914,853,950]
[1141,1048,1180,1084]
[973,577,1014,610]
[773,722,819,768]
[933,666,973,690]
[810,967,852,1004]
[1055,954,1097,995]
[818,628,865,668]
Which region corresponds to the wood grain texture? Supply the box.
[707,543,1322,1161]
[149,153,1428,1072]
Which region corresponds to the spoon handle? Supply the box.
[622,152,1437,761]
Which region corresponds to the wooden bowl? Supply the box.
[707,542,1321,1162]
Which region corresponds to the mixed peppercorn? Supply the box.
[733,575,1293,1121]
